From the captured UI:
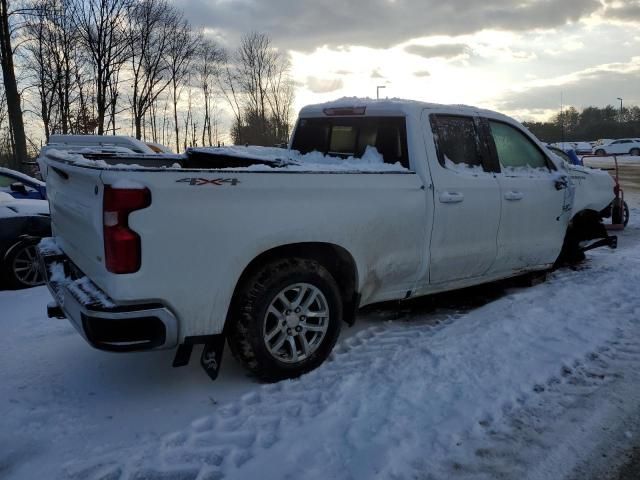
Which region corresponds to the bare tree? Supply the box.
[0,0,28,169]
[197,38,223,146]
[22,0,57,140]
[266,54,295,144]
[23,0,83,137]
[237,32,275,134]
[220,32,295,146]
[216,51,242,142]
[127,0,174,140]
[165,16,199,151]
[75,0,130,135]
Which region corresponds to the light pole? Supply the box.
[617,97,623,122]
[376,85,386,100]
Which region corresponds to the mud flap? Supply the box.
[581,236,617,253]
[172,334,226,381]
[200,335,225,381]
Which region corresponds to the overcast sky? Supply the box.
[175,0,640,122]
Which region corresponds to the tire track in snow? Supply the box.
[63,317,456,480]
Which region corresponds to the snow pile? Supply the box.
[38,236,63,256]
[502,164,555,177]
[197,145,409,172]
[45,144,408,173]
[444,156,489,176]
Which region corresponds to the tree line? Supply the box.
[523,105,640,143]
[0,0,295,171]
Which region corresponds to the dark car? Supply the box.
[0,167,47,200]
[0,193,51,288]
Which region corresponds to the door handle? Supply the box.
[439,192,464,203]
[504,191,524,201]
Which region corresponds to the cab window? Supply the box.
[291,117,409,168]
[489,121,550,170]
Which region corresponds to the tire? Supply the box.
[612,200,630,227]
[227,258,342,382]
[624,201,630,227]
[4,238,44,289]
[595,149,606,156]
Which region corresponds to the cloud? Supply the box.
[496,57,640,112]
[306,76,344,93]
[405,43,471,59]
[178,0,603,51]
[370,69,385,79]
[603,0,640,21]
[413,70,431,77]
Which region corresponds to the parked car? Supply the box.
[38,136,183,180]
[594,138,640,156]
[0,192,50,288]
[38,99,616,381]
[547,146,573,164]
[594,139,614,147]
[573,142,593,155]
[0,167,47,200]
[145,142,173,153]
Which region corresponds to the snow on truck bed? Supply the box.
[45,145,409,173]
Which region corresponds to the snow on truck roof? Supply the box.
[299,97,513,122]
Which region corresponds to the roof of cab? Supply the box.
[298,97,513,123]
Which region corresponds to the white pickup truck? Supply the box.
[37,99,616,381]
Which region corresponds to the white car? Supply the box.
[37,99,616,381]
[593,138,640,156]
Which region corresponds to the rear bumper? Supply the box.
[38,239,178,352]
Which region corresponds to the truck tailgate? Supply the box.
[45,161,106,283]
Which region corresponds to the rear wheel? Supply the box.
[227,258,342,382]
[4,239,44,289]
[631,148,640,156]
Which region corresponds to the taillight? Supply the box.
[103,185,151,274]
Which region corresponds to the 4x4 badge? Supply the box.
[176,178,240,186]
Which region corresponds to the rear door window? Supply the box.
[291,117,409,168]
[488,120,550,170]
[431,115,486,170]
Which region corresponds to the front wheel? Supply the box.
[595,149,606,156]
[630,148,640,156]
[227,258,342,382]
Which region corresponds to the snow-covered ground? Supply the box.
[3,198,640,480]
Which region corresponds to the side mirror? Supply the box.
[10,182,27,194]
